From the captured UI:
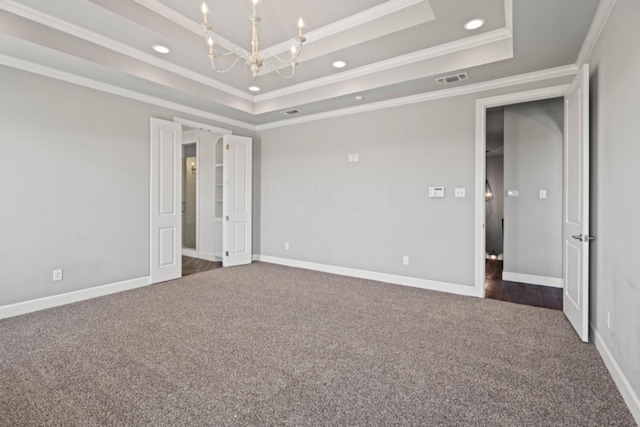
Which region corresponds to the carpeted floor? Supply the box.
[0,262,636,426]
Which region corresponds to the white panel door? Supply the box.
[150,118,182,283]
[563,64,591,342]
[222,135,252,267]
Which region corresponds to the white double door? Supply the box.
[149,118,252,283]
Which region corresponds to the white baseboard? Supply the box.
[591,324,640,425]
[254,255,479,298]
[502,271,563,288]
[182,248,198,258]
[182,250,220,263]
[197,252,221,262]
[0,276,151,320]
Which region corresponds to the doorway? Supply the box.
[475,65,591,342]
[483,102,563,310]
[182,142,198,253]
[150,117,254,284]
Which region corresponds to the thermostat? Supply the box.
[429,187,445,198]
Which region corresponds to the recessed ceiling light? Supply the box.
[355,96,364,101]
[152,44,170,54]
[248,86,261,92]
[332,60,347,69]
[464,18,485,30]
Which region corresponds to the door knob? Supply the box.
[572,234,595,242]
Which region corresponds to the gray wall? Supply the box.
[485,155,504,255]
[503,98,564,280]
[588,0,640,407]
[0,65,254,307]
[257,78,573,287]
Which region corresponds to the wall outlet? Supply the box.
[539,189,547,199]
[284,243,290,251]
[53,269,63,281]
[402,256,409,266]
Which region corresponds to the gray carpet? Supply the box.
[0,262,635,426]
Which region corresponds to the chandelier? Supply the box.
[200,0,306,79]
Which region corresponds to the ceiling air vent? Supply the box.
[435,72,469,85]
[283,109,300,116]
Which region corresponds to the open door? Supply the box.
[150,118,182,283]
[222,135,252,267]
[563,64,591,342]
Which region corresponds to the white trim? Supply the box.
[0,0,253,103]
[197,253,220,263]
[0,53,256,131]
[502,272,563,288]
[264,0,431,57]
[474,85,570,298]
[174,117,232,135]
[0,277,151,320]
[576,0,617,67]
[257,67,577,131]
[254,255,479,298]
[133,0,244,54]
[504,0,513,34]
[591,325,640,425]
[255,28,512,103]
[182,248,198,258]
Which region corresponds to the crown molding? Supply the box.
[265,0,431,56]
[0,53,256,131]
[0,0,253,103]
[576,0,617,67]
[255,65,577,131]
[504,0,513,34]
[133,0,244,54]
[0,50,576,134]
[255,28,512,103]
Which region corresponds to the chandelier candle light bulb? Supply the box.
[200,0,306,78]
[201,2,209,26]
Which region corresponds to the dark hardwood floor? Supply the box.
[485,259,562,310]
[182,256,221,277]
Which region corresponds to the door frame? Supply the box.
[150,117,232,282]
[474,85,571,297]
[175,118,232,262]
[181,133,200,259]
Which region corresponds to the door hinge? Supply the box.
[226,144,230,150]
[225,251,229,257]
[225,215,229,221]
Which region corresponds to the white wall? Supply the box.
[0,65,253,308]
[588,0,640,419]
[502,98,564,282]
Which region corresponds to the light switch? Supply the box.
[506,190,519,197]
[348,154,354,163]
[455,187,466,198]
[539,189,547,199]
[429,187,445,198]
[353,153,359,162]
